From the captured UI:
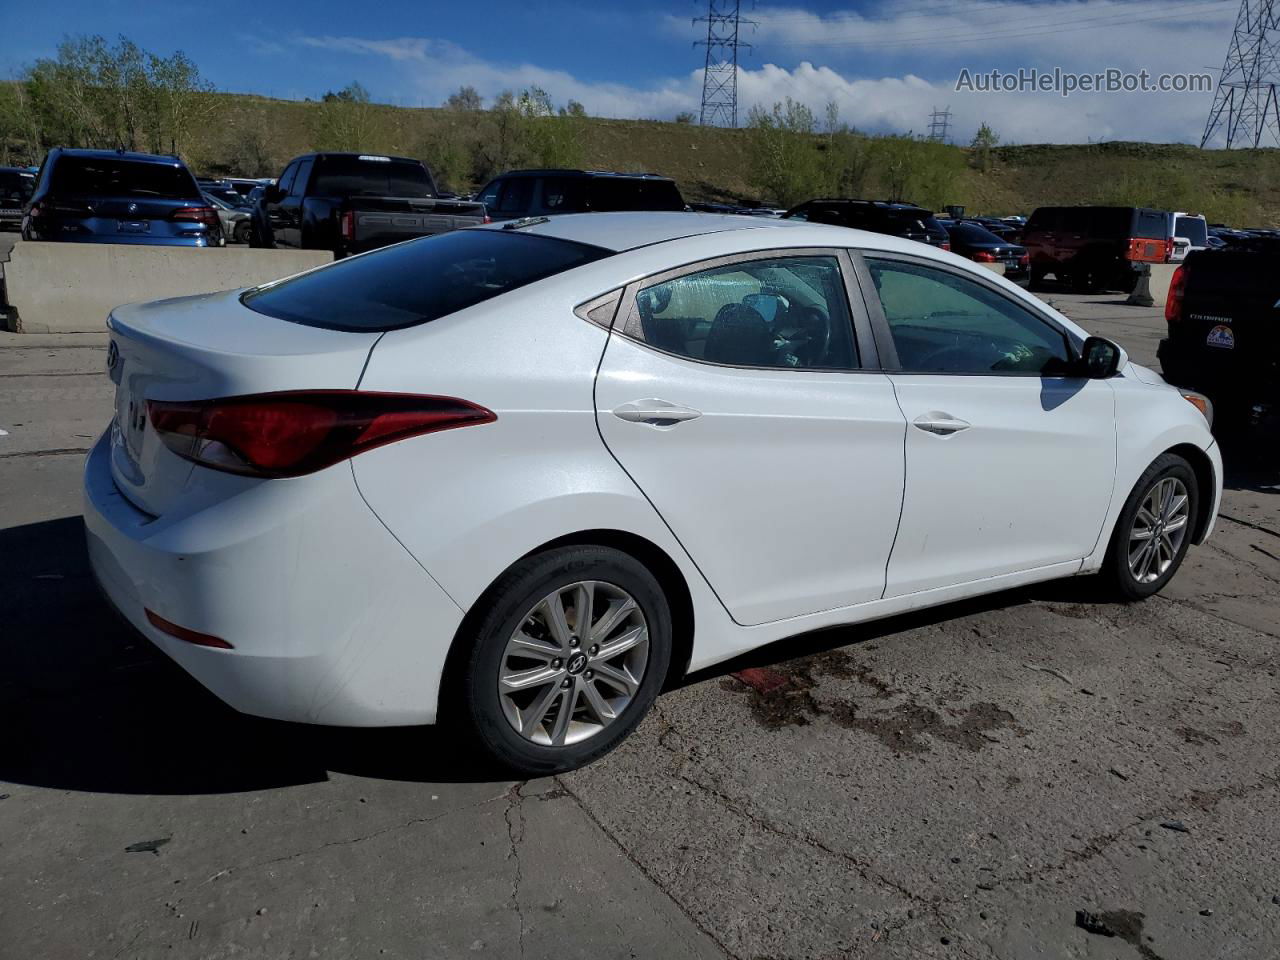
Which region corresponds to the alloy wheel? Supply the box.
[498,581,649,747]
[1127,476,1190,584]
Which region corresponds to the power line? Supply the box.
[928,105,953,142]
[1201,0,1280,146]
[695,0,755,127]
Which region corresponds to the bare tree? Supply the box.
[445,85,483,111]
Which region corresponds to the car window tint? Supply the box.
[540,177,584,211]
[586,178,684,212]
[866,258,1071,376]
[242,230,610,332]
[309,156,433,197]
[275,162,298,198]
[621,255,857,370]
[476,180,502,210]
[50,157,197,199]
[1133,210,1168,239]
[289,158,313,197]
[1174,216,1207,245]
[0,171,34,203]
[496,178,533,214]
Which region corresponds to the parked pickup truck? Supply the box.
[251,153,487,256]
[1158,245,1280,427]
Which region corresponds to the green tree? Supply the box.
[745,98,825,207]
[970,122,999,171]
[311,81,374,152]
[674,111,696,124]
[444,85,483,111]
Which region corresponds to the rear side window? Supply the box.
[540,177,586,212]
[309,156,434,198]
[50,157,197,199]
[587,178,684,212]
[1025,208,1059,232]
[496,178,533,214]
[242,230,611,331]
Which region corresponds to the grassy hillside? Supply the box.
[21,90,1280,226]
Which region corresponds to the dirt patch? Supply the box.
[827,701,1022,754]
[726,650,899,728]
[1176,720,1245,746]
[1076,908,1165,960]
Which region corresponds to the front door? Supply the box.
[594,250,907,626]
[856,253,1117,597]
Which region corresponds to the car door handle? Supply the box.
[612,399,703,426]
[912,413,971,436]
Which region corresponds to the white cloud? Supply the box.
[296,0,1236,144]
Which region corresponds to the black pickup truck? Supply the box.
[1158,245,1280,427]
[251,153,487,256]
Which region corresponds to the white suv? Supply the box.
[1169,211,1208,262]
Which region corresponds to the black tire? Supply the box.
[454,545,672,776]
[234,221,251,244]
[1102,453,1199,601]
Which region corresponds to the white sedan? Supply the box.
[84,212,1222,774]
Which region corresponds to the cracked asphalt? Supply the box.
[1,293,1277,959]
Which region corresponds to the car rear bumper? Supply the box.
[83,431,465,726]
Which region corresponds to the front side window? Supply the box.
[289,159,313,197]
[476,179,502,210]
[621,255,857,370]
[866,257,1072,375]
[496,178,533,214]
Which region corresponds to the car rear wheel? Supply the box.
[1103,453,1198,600]
[456,546,672,775]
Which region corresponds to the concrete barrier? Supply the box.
[1128,262,1179,309]
[3,240,332,333]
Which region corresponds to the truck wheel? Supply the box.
[234,222,251,244]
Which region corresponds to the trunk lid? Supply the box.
[106,289,380,516]
[1180,250,1280,369]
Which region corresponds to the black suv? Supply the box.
[475,169,686,222]
[782,199,950,249]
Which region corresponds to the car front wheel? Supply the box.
[456,546,672,775]
[1104,453,1198,600]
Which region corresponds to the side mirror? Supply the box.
[1080,336,1123,379]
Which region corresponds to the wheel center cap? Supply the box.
[566,653,588,676]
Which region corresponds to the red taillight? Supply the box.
[146,609,234,649]
[1165,264,1187,325]
[341,210,355,240]
[147,390,496,478]
[1018,253,1030,265]
[971,251,998,262]
[171,206,220,231]
[940,241,951,252]
[483,214,492,224]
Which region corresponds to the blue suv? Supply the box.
[22,149,221,246]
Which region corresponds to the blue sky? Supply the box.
[0,0,1240,143]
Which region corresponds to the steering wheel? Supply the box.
[791,305,831,364]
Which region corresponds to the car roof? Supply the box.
[793,198,930,213]
[52,148,185,165]
[498,169,674,181]
[478,211,817,252]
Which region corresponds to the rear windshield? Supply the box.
[242,229,611,332]
[586,178,685,212]
[950,222,1003,243]
[0,170,34,203]
[50,157,197,199]
[310,156,434,198]
[1174,216,1208,246]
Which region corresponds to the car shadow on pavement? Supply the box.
[0,516,511,796]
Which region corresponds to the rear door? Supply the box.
[594,249,906,626]
[856,252,1116,596]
